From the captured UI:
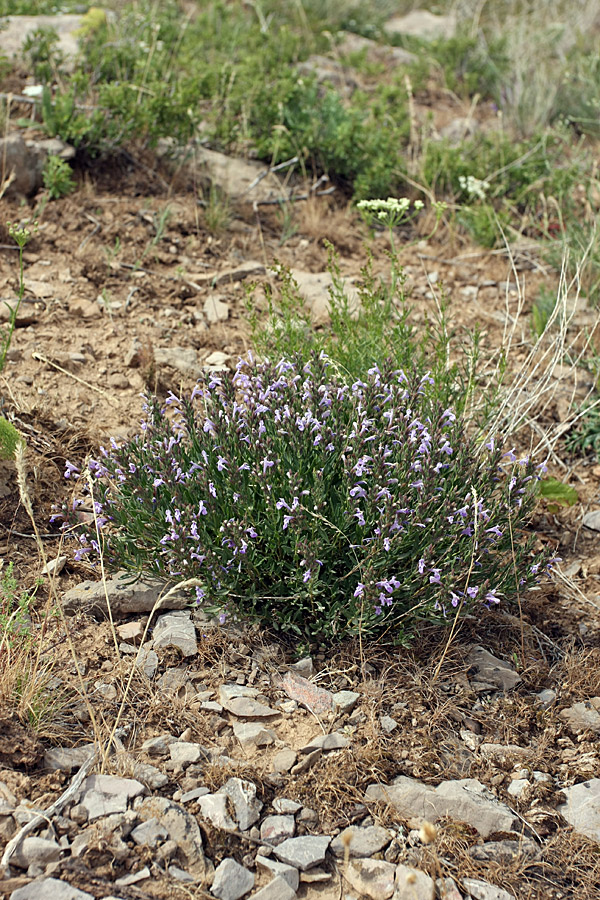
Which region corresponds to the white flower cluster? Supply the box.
[357,197,424,219]
[458,175,490,201]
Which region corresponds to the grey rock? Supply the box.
[115,866,151,886]
[197,794,237,832]
[44,744,95,772]
[131,761,169,790]
[250,875,297,900]
[233,722,277,749]
[436,876,462,900]
[131,817,169,847]
[290,747,322,774]
[211,858,254,900]
[219,685,259,703]
[255,855,300,890]
[141,734,177,757]
[385,9,456,40]
[271,748,296,772]
[300,732,350,753]
[153,610,197,657]
[70,814,131,861]
[331,824,392,858]
[462,878,516,900]
[155,346,201,377]
[333,690,360,714]
[204,350,231,369]
[469,839,538,863]
[9,878,94,900]
[466,647,521,692]
[274,835,331,870]
[273,798,301,814]
[219,777,263,831]
[204,295,230,324]
[169,865,195,882]
[62,572,189,618]
[222,696,278,718]
[0,13,88,65]
[260,815,295,845]
[535,688,556,709]
[10,836,61,870]
[80,774,145,821]
[195,147,284,203]
[137,797,206,874]
[289,656,313,677]
[345,858,396,900]
[559,699,600,734]
[507,779,528,799]
[169,741,205,765]
[558,778,600,841]
[583,510,600,531]
[0,132,74,198]
[336,31,416,66]
[365,777,519,839]
[380,715,398,734]
[394,864,436,900]
[180,787,211,803]
[297,55,358,97]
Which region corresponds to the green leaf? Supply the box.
[538,477,578,507]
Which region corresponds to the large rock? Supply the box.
[152,610,197,657]
[462,879,516,900]
[466,646,521,692]
[79,774,145,821]
[0,133,74,198]
[394,864,435,900]
[365,776,520,839]
[274,835,331,870]
[211,858,254,900]
[345,858,396,900]
[558,778,600,841]
[9,878,94,899]
[330,824,392,858]
[10,836,61,870]
[62,572,189,618]
[559,699,600,734]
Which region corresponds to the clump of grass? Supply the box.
[60,352,551,644]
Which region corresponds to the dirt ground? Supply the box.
[0,145,600,899]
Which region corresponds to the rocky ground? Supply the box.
[1,8,600,900]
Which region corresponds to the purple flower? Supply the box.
[484,590,500,605]
[466,586,479,599]
[450,591,461,607]
[486,525,503,538]
[262,457,275,474]
[429,568,441,584]
[504,448,517,462]
[353,508,366,527]
[439,440,453,455]
[283,515,293,530]
[303,568,312,583]
[217,456,228,471]
[418,558,426,574]
[354,583,365,598]
[64,460,80,479]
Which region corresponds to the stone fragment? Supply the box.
[273,798,301,814]
[469,839,538,863]
[300,867,330,883]
[41,555,67,577]
[169,742,205,766]
[535,688,556,709]
[289,657,313,677]
[233,722,277,749]
[136,797,206,874]
[135,648,159,679]
[180,787,211,803]
[0,132,74,198]
[130,817,169,847]
[219,685,259,702]
[333,690,360,714]
[62,572,189,617]
[192,147,283,203]
[279,670,336,714]
[345,858,396,900]
[219,778,263,831]
[222,696,278,718]
[437,876,462,900]
[80,774,145,821]
[197,794,237,832]
[153,610,197,657]
[330,824,392,858]
[154,346,201,377]
[336,31,416,66]
[44,744,95,772]
[141,734,177,757]
[300,732,350,753]
[559,699,600,734]
[385,9,456,40]
[9,878,94,899]
[271,748,297,772]
[583,510,600,531]
[507,779,528,799]
[250,876,296,900]
[558,778,600,841]
[204,350,230,368]
[466,647,521,692]
[462,878,516,900]
[380,716,398,734]
[290,748,322,774]
[116,621,144,644]
[255,855,299,890]
[10,836,61,870]
[274,835,331,870]
[260,815,295,845]
[394,864,436,900]
[115,866,150,886]
[204,295,230,324]
[211,858,254,900]
[365,777,519,838]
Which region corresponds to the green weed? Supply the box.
[43,154,76,199]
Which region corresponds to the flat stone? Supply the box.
[558,778,600,841]
[169,742,205,765]
[279,670,336,714]
[300,867,330,883]
[380,716,398,734]
[559,699,600,734]
[330,824,392,858]
[289,657,313,677]
[136,797,206,874]
[219,685,259,703]
[41,555,67,577]
[222,697,278,718]
[135,648,159,679]
[250,875,296,900]
[155,346,201,377]
[394,864,436,900]
[274,835,331,870]
[462,878,516,900]
[469,839,538,863]
[436,876,462,900]
[9,878,94,899]
[180,787,211,803]
[233,722,277,749]
[116,621,145,644]
[153,611,197,657]
[466,647,521,692]
[80,775,145,821]
[333,690,360,714]
[62,572,189,618]
[130,817,169,848]
[583,510,600,531]
[131,761,169,790]
[115,866,150,886]
[10,836,61,870]
[197,794,237,832]
[345,859,396,899]
[204,295,230,324]
[507,779,528,799]
[141,734,177,757]
[256,855,299,890]
[290,748,322,774]
[260,815,295,845]
[300,732,350,753]
[385,9,456,40]
[211,858,254,900]
[365,777,519,839]
[219,777,263,831]
[273,798,301,814]
[204,350,230,368]
[271,748,296,772]
[44,744,95,772]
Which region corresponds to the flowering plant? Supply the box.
[60,354,551,641]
